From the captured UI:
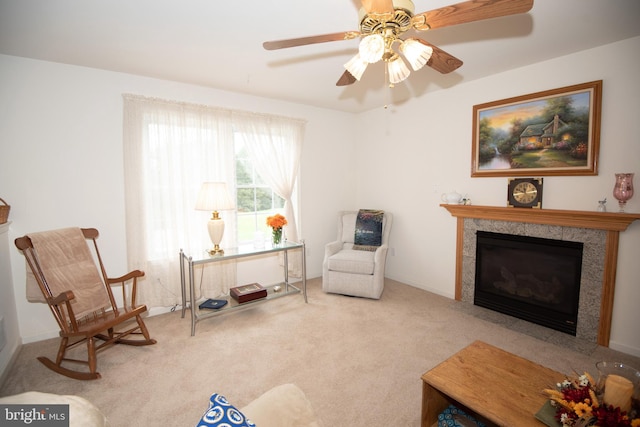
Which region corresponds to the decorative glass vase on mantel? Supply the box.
[613,173,634,213]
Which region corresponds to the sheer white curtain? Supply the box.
[122,94,237,308]
[233,112,305,276]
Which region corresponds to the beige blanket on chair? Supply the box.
[26,227,111,319]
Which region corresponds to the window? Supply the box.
[235,138,285,243]
[123,94,305,307]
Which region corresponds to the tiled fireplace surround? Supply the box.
[442,205,640,347]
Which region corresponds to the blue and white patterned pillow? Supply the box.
[438,404,486,427]
[197,393,255,427]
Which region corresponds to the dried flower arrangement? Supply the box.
[543,372,640,427]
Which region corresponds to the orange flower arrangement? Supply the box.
[266,214,287,230]
[266,214,287,245]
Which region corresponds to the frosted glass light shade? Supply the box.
[400,39,433,71]
[387,56,410,84]
[358,34,384,63]
[344,54,369,81]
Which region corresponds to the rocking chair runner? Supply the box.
[15,227,156,380]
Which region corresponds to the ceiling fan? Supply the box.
[263,0,533,87]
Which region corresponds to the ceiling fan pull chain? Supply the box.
[384,66,391,109]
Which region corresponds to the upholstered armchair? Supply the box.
[322,210,393,299]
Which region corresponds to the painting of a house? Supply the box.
[518,114,568,149]
[472,81,601,176]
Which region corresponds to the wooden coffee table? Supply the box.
[421,340,562,427]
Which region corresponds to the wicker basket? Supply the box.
[0,198,10,224]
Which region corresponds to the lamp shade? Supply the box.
[344,54,369,81]
[400,39,433,71]
[195,182,235,212]
[359,34,384,63]
[387,55,410,84]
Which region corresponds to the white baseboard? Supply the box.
[609,340,640,358]
[0,340,22,389]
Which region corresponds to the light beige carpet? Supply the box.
[2,278,639,426]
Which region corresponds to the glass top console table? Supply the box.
[179,241,307,335]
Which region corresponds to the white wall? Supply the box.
[0,35,638,383]
[356,36,640,356]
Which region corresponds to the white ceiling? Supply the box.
[1,0,639,113]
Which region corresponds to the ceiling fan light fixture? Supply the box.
[265,0,533,89]
[387,55,410,84]
[358,34,385,63]
[400,39,433,71]
[344,54,369,81]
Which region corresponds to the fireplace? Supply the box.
[441,204,640,347]
[474,231,583,335]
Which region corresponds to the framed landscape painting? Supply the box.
[471,80,602,177]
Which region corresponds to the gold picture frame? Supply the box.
[471,80,602,177]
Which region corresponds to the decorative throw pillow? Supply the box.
[438,404,486,427]
[197,393,255,427]
[353,209,384,251]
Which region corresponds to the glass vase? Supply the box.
[613,173,634,212]
[595,361,640,418]
[271,228,282,246]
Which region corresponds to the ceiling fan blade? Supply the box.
[361,0,394,15]
[263,31,360,50]
[336,70,357,86]
[413,0,533,31]
[416,39,463,74]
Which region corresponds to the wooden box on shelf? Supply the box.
[230,283,267,303]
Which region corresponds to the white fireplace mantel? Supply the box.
[441,204,640,347]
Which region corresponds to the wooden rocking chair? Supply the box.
[15,227,157,380]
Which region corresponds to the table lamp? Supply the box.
[195,182,235,255]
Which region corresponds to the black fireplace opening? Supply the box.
[474,231,584,335]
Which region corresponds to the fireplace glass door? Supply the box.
[474,231,583,335]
